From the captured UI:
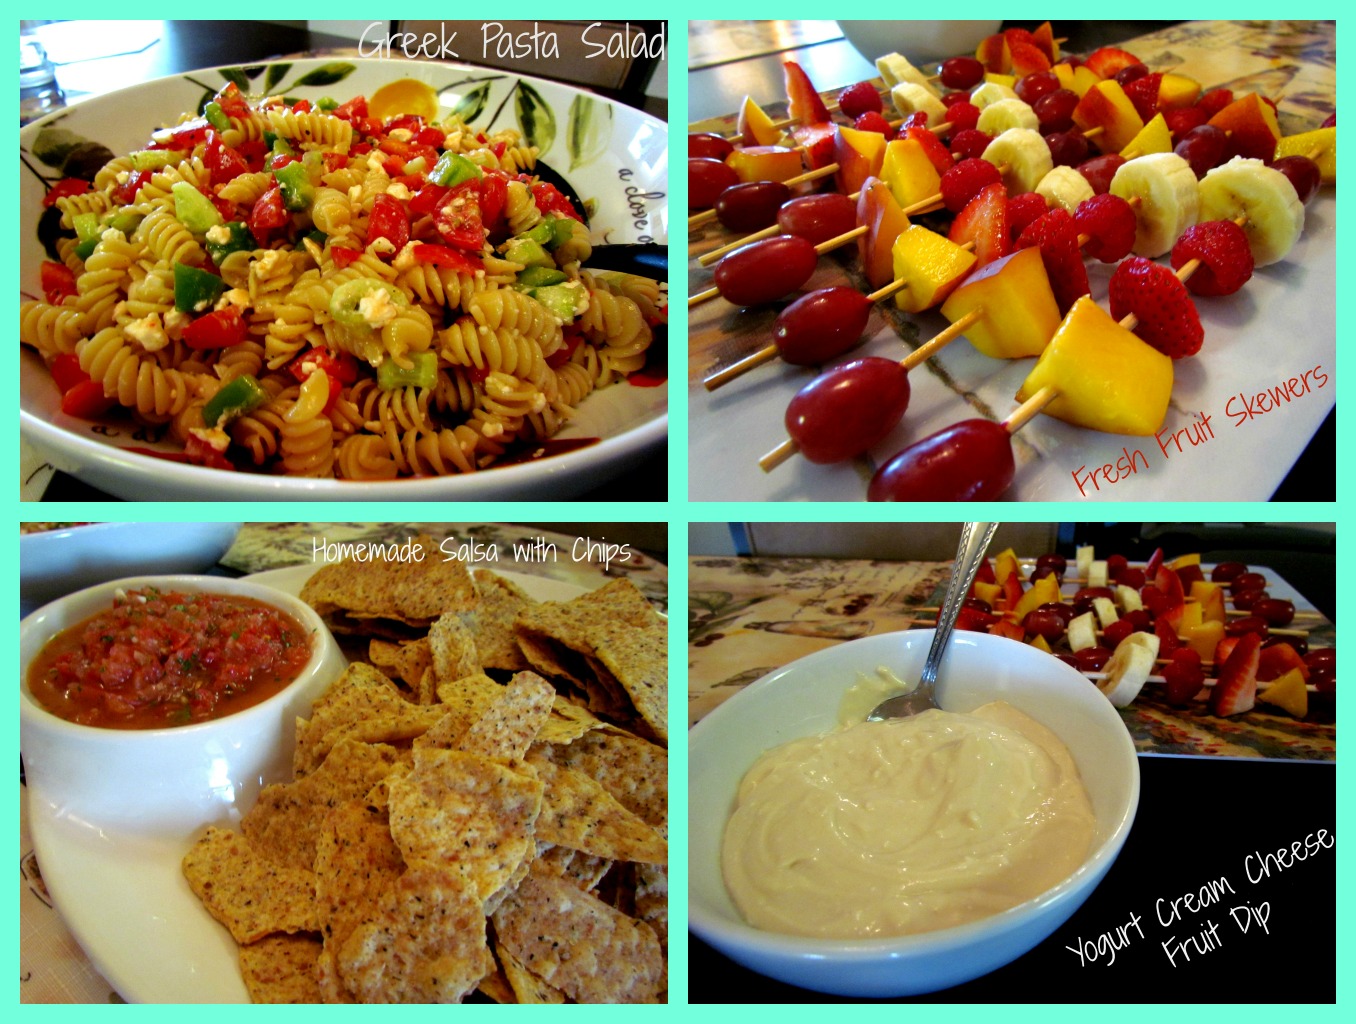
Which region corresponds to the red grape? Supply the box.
[689,132,734,161]
[1076,154,1127,195]
[1074,646,1113,672]
[1023,608,1068,642]
[1034,88,1080,133]
[1251,598,1296,627]
[1270,155,1321,204]
[689,157,738,209]
[715,180,791,232]
[1321,111,1336,128]
[713,235,819,306]
[1211,561,1248,583]
[1174,124,1229,178]
[776,193,858,245]
[1046,129,1091,167]
[1230,571,1268,594]
[1103,619,1136,649]
[1015,70,1061,106]
[867,419,1014,501]
[1114,63,1150,85]
[786,357,911,464]
[1304,648,1336,672]
[772,287,873,365]
[1226,615,1270,639]
[940,56,985,91]
[1232,588,1269,610]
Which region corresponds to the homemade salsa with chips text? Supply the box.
[27,587,313,729]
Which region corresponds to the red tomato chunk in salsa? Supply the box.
[28,588,313,729]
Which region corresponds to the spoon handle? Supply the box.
[920,522,1001,690]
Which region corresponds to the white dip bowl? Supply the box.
[689,628,1139,997]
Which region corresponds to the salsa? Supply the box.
[27,587,313,729]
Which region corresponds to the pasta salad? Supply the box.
[22,80,666,479]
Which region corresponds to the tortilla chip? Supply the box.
[536,699,609,745]
[429,612,481,683]
[528,755,666,865]
[635,861,669,946]
[239,932,323,1004]
[301,535,477,632]
[514,578,661,684]
[476,961,517,1004]
[182,826,319,944]
[313,799,405,952]
[293,663,407,774]
[497,942,566,1004]
[536,843,612,892]
[540,729,667,828]
[244,740,403,871]
[457,671,556,764]
[316,947,356,1003]
[368,637,433,696]
[387,747,543,904]
[468,570,534,672]
[492,872,663,1004]
[586,620,667,741]
[337,860,493,1003]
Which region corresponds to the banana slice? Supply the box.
[1097,632,1161,707]
[1067,611,1099,653]
[981,128,1053,196]
[970,81,1019,110]
[1076,545,1094,580]
[1036,166,1095,213]
[977,98,1039,136]
[877,53,940,97]
[1092,596,1119,629]
[890,82,948,125]
[1109,152,1200,257]
[1198,156,1305,266]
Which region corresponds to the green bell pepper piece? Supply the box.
[203,101,232,133]
[530,282,586,323]
[546,216,577,250]
[173,261,227,314]
[329,278,407,328]
[202,373,267,428]
[105,211,145,237]
[428,151,483,189]
[205,220,256,266]
[377,352,438,390]
[274,160,315,212]
[316,96,338,111]
[171,181,224,234]
[129,149,185,171]
[516,266,567,290]
[501,237,554,270]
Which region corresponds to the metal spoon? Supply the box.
[867,522,1001,721]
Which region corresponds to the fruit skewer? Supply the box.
[687,163,838,230]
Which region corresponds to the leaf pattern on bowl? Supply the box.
[514,79,556,155]
[567,94,613,171]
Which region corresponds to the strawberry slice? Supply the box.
[949,182,1010,267]
[1210,631,1262,716]
[791,122,837,169]
[1154,618,1181,659]
[784,60,830,126]
[905,126,955,175]
[1152,563,1187,630]
[1008,39,1051,78]
[1145,547,1165,580]
[1123,73,1163,121]
[1083,46,1143,80]
[957,605,998,632]
[1213,635,1241,667]
[988,619,1026,642]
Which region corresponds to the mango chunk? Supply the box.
[1016,296,1173,435]
[1073,80,1145,153]
[940,247,1060,358]
[1122,113,1173,157]
[1258,667,1308,718]
[890,226,976,313]
[880,138,942,211]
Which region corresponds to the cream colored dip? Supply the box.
[721,701,1097,938]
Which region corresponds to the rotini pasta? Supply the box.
[23,77,664,480]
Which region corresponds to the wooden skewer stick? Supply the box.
[1084,671,1320,694]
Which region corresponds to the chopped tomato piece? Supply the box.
[42,178,90,208]
[182,307,249,350]
[385,114,425,133]
[330,245,363,267]
[368,193,410,255]
[378,136,439,167]
[546,330,585,368]
[530,181,583,222]
[60,379,116,419]
[212,81,251,119]
[322,151,350,174]
[204,129,250,185]
[49,353,87,393]
[269,152,298,171]
[184,432,235,470]
[112,169,153,205]
[292,99,311,114]
[249,185,289,241]
[479,170,508,232]
[237,139,267,172]
[153,118,209,149]
[40,261,78,305]
[415,126,445,148]
[409,182,449,216]
[432,181,485,252]
[288,346,361,386]
[332,95,368,122]
[411,243,484,275]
